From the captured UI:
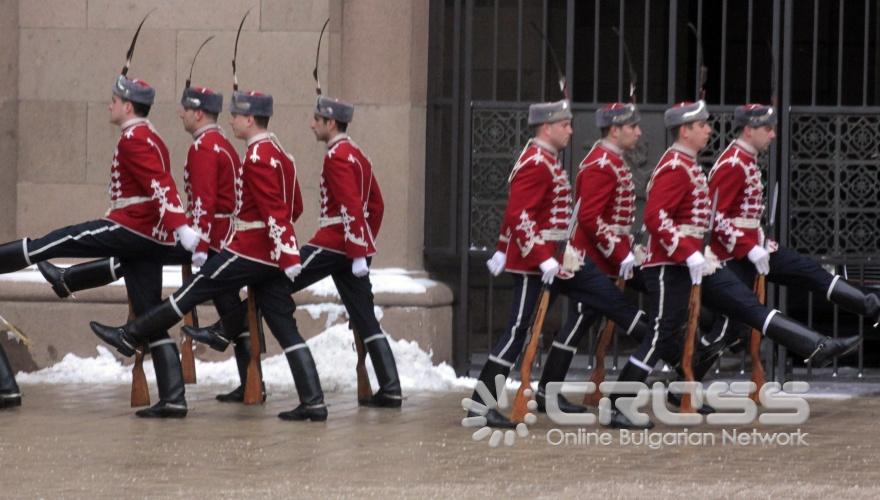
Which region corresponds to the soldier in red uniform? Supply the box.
[608,101,860,428]
[37,83,259,404]
[474,99,653,428]
[688,103,880,382]
[0,71,201,417]
[90,89,329,422]
[187,95,403,408]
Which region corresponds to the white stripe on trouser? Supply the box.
[551,341,577,353]
[363,333,385,345]
[761,309,780,336]
[625,310,645,335]
[641,265,666,365]
[496,275,530,361]
[712,316,730,344]
[283,343,307,353]
[301,248,322,269]
[22,239,31,265]
[561,303,584,346]
[174,274,205,306]
[28,224,119,257]
[826,275,841,301]
[149,338,175,349]
[209,255,239,279]
[628,355,653,373]
[488,355,514,368]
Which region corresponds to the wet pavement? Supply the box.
[2,384,880,498]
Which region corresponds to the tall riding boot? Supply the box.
[0,240,31,275]
[135,340,187,418]
[37,258,120,299]
[607,362,654,429]
[828,278,880,326]
[536,346,587,413]
[0,345,21,409]
[278,348,327,422]
[90,301,182,357]
[182,305,247,351]
[215,333,265,403]
[361,335,402,408]
[469,359,515,428]
[764,313,861,367]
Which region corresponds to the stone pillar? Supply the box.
[336,0,429,269]
[0,0,18,241]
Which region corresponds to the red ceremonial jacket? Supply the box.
[226,132,302,270]
[643,143,711,267]
[183,125,242,253]
[308,134,384,258]
[494,139,572,274]
[104,118,188,245]
[708,139,764,262]
[569,141,636,276]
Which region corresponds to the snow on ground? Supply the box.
[17,323,476,392]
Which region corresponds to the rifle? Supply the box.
[352,321,372,403]
[129,303,150,407]
[180,264,198,384]
[680,192,719,413]
[749,183,778,403]
[243,289,264,405]
[583,277,625,407]
[510,199,581,423]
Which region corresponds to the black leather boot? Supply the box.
[0,345,21,410]
[0,240,31,275]
[360,335,402,408]
[828,278,880,327]
[215,333,265,403]
[37,258,120,299]
[536,346,587,413]
[135,340,187,418]
[764,313,861,367]
[182,319,232,352]
[606,362,654,429]
[468,359,515,429]
[90,301,183,357]
[278,347,327,422]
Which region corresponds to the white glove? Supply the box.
[285,264,302,283]
[175,225,201,253]
[685,251,706,285]
[352,257,369,277]
[619,252,636,280]
[539,257,560,285]
[191,252,208,268]
[747,245,770,275]
[486,251,506,276]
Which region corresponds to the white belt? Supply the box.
[109,196,151,210]
[234,220,266,231]
[540,228,568,241]
[215,213,233,219]
[679,224,706,238]
[606,224,632,235]
[731,217,761,229]
[319,216,343,228]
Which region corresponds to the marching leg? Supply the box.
[135,340,187,418]
[361,334,402,408]
[0,240,32,274]
[277,346,328,422]
[37,258,121,299]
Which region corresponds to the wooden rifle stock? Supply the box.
[583,277,626,406]
[129,303,150,407]
[180,264,197,384]
[352,322,372,402]
[243,289,264,405]
[749,275,767,403]
[680,284,702,413]
[510,288,551,423]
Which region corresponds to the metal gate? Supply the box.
[425,0,880,378]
